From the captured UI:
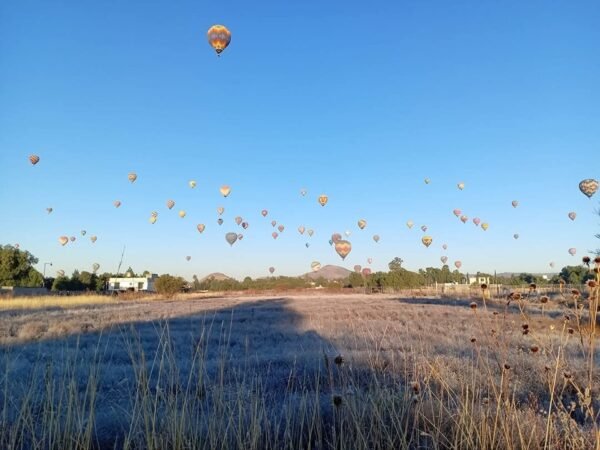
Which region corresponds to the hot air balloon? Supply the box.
[453,209,462,217]
[318,195,328,207]
[568,248,577,256]
[367,258,373,265]
[513,234,519,239]
[457,182,465,190]
[179,210,186,218]
[197,224,206,233]
[579,179,598,198]
[549,262,555,268]
[305,243,310,248]
[300,189,307,197]
[271,220,277,227]
[568,212,576,221]
[357,219,367,230]
[29,155,40,165]
[440,256,448,264]
[269,267,275,274]
[59,236,69,246]
[298,226,305,235]
[56,269,65,278]
[373,235,380,243]
[345,230,351,237]
[272,232,279,240]
[149,216,157,224]
[332,233,342,243]
[128,173,137,183]
[307,229,314,237]
[92,263,100,273]
[238,233,244,240]
[406,220,414,229]
[512,200,519,208]
[114,200,121,208]
[424,178,430,184]
[278,225,285,232]
[69,236,76,242]
[207,25,231,55]
[442,244,448,250]
[354,265,362,273]
[167,200,175,210]
[328,240,333,246]
[311,261,321,272]
[362,268,372,277]
[235,216,243,226]
[81,230,86,236]
[225,232,238,246]
[421,225,428,233]
[454,261,462,269]
[90,236,97,243]
[189,180,197,189]
[220,185,231,197]
[186,256,191,261]
[217,218,224,226]
[473,217,481,226]
[460,215,468,224]
[261,210,268,217]
[335,240,352,260]
[242,222,249,229]
[421,236,433,248]
[46,207,53,214]
[481,223,489,231]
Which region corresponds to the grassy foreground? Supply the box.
[0,292,598,449]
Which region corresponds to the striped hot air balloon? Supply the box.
[207,25,231,55]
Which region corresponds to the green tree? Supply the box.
[155,274,185,298]
[556,266,593,285]
[52,276,71,291]
[0,245,43,287]
[388,257,404,272]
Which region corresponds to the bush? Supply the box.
[154,275,185,298]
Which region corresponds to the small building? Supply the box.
[108,274,158,293]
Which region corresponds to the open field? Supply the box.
[1,293,598,449]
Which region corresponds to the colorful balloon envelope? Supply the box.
[278,225,285,232]
[454,261,462,269]
[406,220,414,229]
[367,258,373,265]
[334,240,352,260]
[58,236,69,246]
[151,211,158,218]
[298,226,305,235]
[421,225,428,233]
[92,263,100,273]
[186,256,191,261]
[217,218,224,225]
[207,25,231,55]
[442,244,448,250]
[46,207,53,214]
[178,210,186,218]
[220,185,231,197]
[261,209,268,217]
[460,215,468,223]
[217,207,225,215]
[237,233,244,240]
[453,209,462,217]
[373,235,380,243]
[81,230,86,236]
[579,179,598,198]
[457,182,465,190]
[307,229,314,237]
[568,248,576,256]
[357,219,367,230]
[128,173,137,183]
[305,243,310,248]
[424,178,430,184]
[272,232,279,239]
[481,223,489,231]
[512,200,519,208]
[271,220,277,227]
[300,189,307,197]
[56,269,65,277]
[440,256,448,264]
[513,233,519,239]
[242,222,249,229]
[29,155,40,165]
[69,236,76,242]
[90,236,97,243]
[167,200,175,209]
[189,180,197,188]
[114,200,121,208]
[331,233,342,243]
[473,217,481,226]
[225,232,238,246]
[197,224,206,233]
[361,268,372,277]
[269,267,275,274]
[354,265,362,273]
[235,216,243,226]
[568,212,576,221]
[149,216,157,224]
[345,230,351,237]
[549,262,555,268]
[421,236,433,248]
[318,195,328,207]
[311,261,321,272]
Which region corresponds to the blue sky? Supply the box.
[1,0,598,280]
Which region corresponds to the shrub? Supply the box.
[154,275,185,298]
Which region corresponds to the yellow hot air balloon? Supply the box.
[217,206,225,215]
[406,220,414,229]
[357,219,367,230]
[457,182,465,190]
[128,172,137,183]
[179,210,186,218]
[220,185,231,197]
[334,240,352,260]
[421,236,433,247]
[207,25,231,56]
[189,180,197,189]
[481,223,489,231]
[58,236,69,246]
[318,195,328,206]
[149,216,157,224]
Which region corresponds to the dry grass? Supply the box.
[0,293,598,449]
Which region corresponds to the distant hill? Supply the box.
[201,272,232,282]
[303,265,352,280]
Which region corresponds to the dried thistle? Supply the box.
[334,355,344,366]
[480,283,488,290]
[586,280,597,289]
[469,302,477,309]
[540,296,549,304]
[529,283,537,290]
[470,337,477,343]
[530,345,539,353]
[582,256,591,266]
[332,395,343,407]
